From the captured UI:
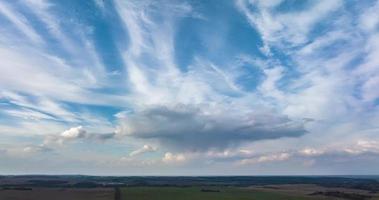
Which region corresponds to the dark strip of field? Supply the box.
[114,187,121,200]
[0,188,114,200]
[1,176,379,192]
[1,185,378,200]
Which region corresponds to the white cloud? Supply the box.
[43,126,115,146]
[61,126,87,139]
[344,140,379,155]
[359,0,379,32]
[299,148,324,156]
[239,152,291,165]
[94,0,105,11]
[162,152,186,163]
[129,144,157,157]
[237,0,343,48]
[23,145,52,154]
[0,1,43,44]
[2,108,56,121]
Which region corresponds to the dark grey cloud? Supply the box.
[117,105,307,151]
[88,132,116,141]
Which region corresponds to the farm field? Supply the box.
[250,184,379,200]
[0,188,114,200]
[2,176,379,200]
[1,185,378,200]
[120,186,332,200]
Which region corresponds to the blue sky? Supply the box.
[1,0,379,175]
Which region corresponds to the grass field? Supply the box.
[0,188,114,200]
[1,185,378,200]
[120,186,324,200]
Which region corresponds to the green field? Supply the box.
[120,187,319,200]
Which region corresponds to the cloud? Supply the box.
[237,139,379,166]
[2,108,56,121]
[299,148,324,157]
[0,1,43,44]
[175,140,379,169]
[116,105,307,151]
[206,149,254,161]
[129,144,157,157]
[236,0,343,48]
[235,0,379,153]
[110,0,311,154]
[162,152,186,163]
[343,140,379,155]
[0,0,127,149]
[61,126,87,139]
[43,126,116,146]
[240,152,291,165]
[94,0,105,11]
[23,145,53,154]
[359,0,379,32]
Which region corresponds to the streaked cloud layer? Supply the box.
[1,0,379,175]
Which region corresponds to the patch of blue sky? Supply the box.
[345,53,367,71]
[274,0,313,13]
[174,0,263,71]
[374,98,379,106]
[174,16,205,71]
[74,0,127,73]
[0,111,14,124]
[234,62,265,92]
[62,102,122,123]
[92,14,124,73]
[345,0,377,16]
[264,47,302,93]
[69,140,131,157]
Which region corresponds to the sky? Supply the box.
[0,0,379,175]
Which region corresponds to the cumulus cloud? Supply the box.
[299,148,324,157]
[116,105,307,151]
[343,140,379,155]
[43,126,116,146]
[206,149,254,161]
[242,152,291,165]
[61,126,87,139]
[235,140,379,166]
[162,152,186,163]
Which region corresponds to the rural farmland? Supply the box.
[1,176,379,200]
